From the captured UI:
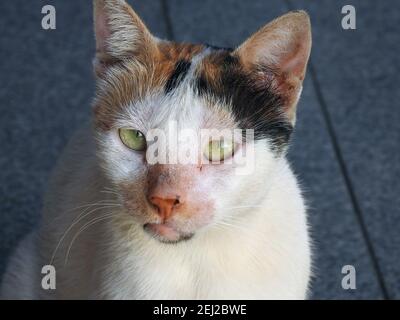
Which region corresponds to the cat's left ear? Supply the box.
[234,11,312,123]
[93,0,158,76]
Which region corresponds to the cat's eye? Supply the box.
[204,139,235,162]
[119,128,147,151]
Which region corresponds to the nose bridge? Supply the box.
[148,164,183,199]
[150,166,165,185]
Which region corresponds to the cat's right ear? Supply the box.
[234,11,311,124]
[93,0,158,76]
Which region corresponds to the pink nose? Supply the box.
[149,196,181,221]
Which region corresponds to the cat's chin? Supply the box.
[143,223,194,244]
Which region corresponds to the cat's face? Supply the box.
[92,0,311,243]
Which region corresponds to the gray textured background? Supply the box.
[0,0,399,299]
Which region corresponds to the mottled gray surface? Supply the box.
[0,0,398,299]
[287,0,400,299]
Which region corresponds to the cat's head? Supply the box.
[92,0,311,243]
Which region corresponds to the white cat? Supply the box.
[1,0,312,299]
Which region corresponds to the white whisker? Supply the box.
[64,213,115,266]
[50,203,121,265]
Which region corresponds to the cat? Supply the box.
[1,0,312,299]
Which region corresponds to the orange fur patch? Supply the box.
[93,42,205,130]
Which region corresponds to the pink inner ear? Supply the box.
[236,12,311,85]
[278,41,309,82]
[95,8,111,53]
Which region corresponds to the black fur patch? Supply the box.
[196,51,293,152]
[165,59,191,94]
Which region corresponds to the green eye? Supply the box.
[204,139,235,162]
[119,128,147,151]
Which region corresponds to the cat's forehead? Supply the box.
[94,42,238,131]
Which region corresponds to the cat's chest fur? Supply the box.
[95,197,310,300]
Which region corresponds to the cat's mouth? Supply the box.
[143,223,194,244]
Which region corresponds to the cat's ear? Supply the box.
[234,11,311,123]
[93,0,158,76]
